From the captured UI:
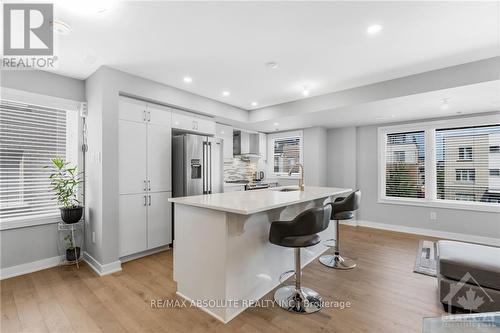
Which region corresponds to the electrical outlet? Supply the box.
[92,231,96,243]
[430,211,437,221]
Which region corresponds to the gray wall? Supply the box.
[303,127,327,187]
[0,71,86,269]
[327,121,500,240]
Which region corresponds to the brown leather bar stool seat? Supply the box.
[269,204,332,314]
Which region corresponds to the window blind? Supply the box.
[436,124,500,203]
[0,100,68,221]
[385,131,425,199]
[273,136,301,174]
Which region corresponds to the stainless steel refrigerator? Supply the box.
[172,134,223,197]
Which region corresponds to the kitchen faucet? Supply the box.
[288,163,305,191]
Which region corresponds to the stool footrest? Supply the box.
[279,270,295,284]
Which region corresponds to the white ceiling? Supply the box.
[243,80,500,133]
[49,1,499,110]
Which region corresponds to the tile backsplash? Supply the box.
[224,157,258,181]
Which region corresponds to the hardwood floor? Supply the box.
[1,226,444,333]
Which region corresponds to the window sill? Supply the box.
[378,197,500,213]
[0,214,62,231]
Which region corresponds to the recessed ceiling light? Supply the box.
[302,89,310,97]
[366,24,383,35]
[266,62,279,69]
[441,98,450,110]
[222,91,230,97]
[251,101,259,107]
[183,76,192,83]
[273,122,280,127]
[51,20,72,35]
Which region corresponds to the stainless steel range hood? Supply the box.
[233,130,260,157]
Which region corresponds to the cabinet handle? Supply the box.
[148,179,151,191]
[148,195,152,206]
[144,180,147,191]
[148,111,151,122]
[144,195,147,206]
[143,110,147,121]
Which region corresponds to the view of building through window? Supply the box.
[436,125,500,203]
[273,136,301,174]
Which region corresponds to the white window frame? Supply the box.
[0,88,83,230]
[378,114,500,213]
[267,130,303,179]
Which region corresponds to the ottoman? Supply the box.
[437,240,500,313]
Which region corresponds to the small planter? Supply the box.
[60,206,83,224]
[66,246,81,262]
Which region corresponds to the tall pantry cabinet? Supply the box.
[118,97,172,257]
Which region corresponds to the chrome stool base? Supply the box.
[319,254,357,269]
[274,285,323,313]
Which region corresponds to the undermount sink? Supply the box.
[277,188,300,192]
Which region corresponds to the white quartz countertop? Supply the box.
[168,186,352,215]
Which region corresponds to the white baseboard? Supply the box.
[0,255,64,280]
[120,245,170,263]
[83,252,122,276]
[342,219,500,246]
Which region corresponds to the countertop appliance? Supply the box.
[173,134,223,197]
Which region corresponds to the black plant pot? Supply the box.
[66,247,81,262]
[60,206,83,224]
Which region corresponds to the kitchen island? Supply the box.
[168,186,351,323]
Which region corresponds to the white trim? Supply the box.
[267,130,304,177]
[378,197,500,213]
[0,214,61,230]
[345,220,500,247]
[378,114,500,212]
[0,87,82,112]
[83,252,122,276]
[0,255,64,280]
[119,245,170,263]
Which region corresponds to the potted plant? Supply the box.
[46,158,83,224]
[64,234,81,262]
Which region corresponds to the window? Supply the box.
[455,169,475,182]
[458,146,472,160]
[271,134,302,175]
[384,131,425,199]
[455,193,475,201]
[0,99,79,226]
[379,116,500,210]
[393,151,405,162]
[490,146,500,153]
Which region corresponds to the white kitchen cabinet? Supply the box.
[119,97,148,123]
[119,120,147,194]
[172,111,215,135]
[258,133,267,160]
[119,97,173,258]
[119,193,147,257]
[216,123,234,160]
[147,192,172,249]
[147,122,171,192]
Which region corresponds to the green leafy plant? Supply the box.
[46,158,83,208]
[64,234,75,249]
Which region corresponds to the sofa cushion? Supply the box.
[438,240,500,291]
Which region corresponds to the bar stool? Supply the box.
[269,204,332,314]
[319,190,361,270]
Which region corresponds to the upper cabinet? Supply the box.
[258,133,267,161]
[172,111,215,135]
[216,123,234,160]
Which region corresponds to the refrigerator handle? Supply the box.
[208,141,212,194]
[202,141,207,194]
